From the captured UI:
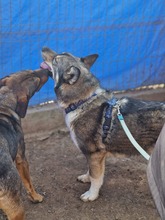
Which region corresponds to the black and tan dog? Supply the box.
[0,69,50,219]
[42,47,165,202]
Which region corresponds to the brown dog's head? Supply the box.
[41,47,99,107]
[0,69,50,118]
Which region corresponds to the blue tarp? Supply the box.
[0,0,165,105]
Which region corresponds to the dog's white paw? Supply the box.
[80,190,99,202]
[79,175,103,202]
[77,173,90,183]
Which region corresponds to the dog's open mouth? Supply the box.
[40,62,52,77]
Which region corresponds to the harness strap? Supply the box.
[117,106,150,160]
[102,98,117,142]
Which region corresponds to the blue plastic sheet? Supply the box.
[0,0,164,105]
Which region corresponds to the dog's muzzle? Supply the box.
[40,62,52,77]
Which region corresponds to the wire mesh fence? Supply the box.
[0,0,164,105]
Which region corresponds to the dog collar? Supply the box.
[65,93,97,114]
[0,107,20,124]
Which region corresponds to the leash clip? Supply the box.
[117,104,120,115]
[116,104,124,121]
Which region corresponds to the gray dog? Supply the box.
[42,47,165,202]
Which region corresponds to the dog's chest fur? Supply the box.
[65,111,79,148]
[64,98,108,154]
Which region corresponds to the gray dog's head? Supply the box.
[42,47,100,107]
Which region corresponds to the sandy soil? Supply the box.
[1,87,165,220]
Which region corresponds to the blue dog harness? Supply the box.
[102,98,117,141]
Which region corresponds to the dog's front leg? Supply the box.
[15,138,43,203]
[15,152,44,203]
[80,151,106,202]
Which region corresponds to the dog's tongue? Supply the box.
[40,62,52,71]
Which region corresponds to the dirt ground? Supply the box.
[1,87,165,220]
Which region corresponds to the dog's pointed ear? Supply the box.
[41,47,57,66]
[63,66,80,85]
[16,94,29,118]
[81,54,98,69]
